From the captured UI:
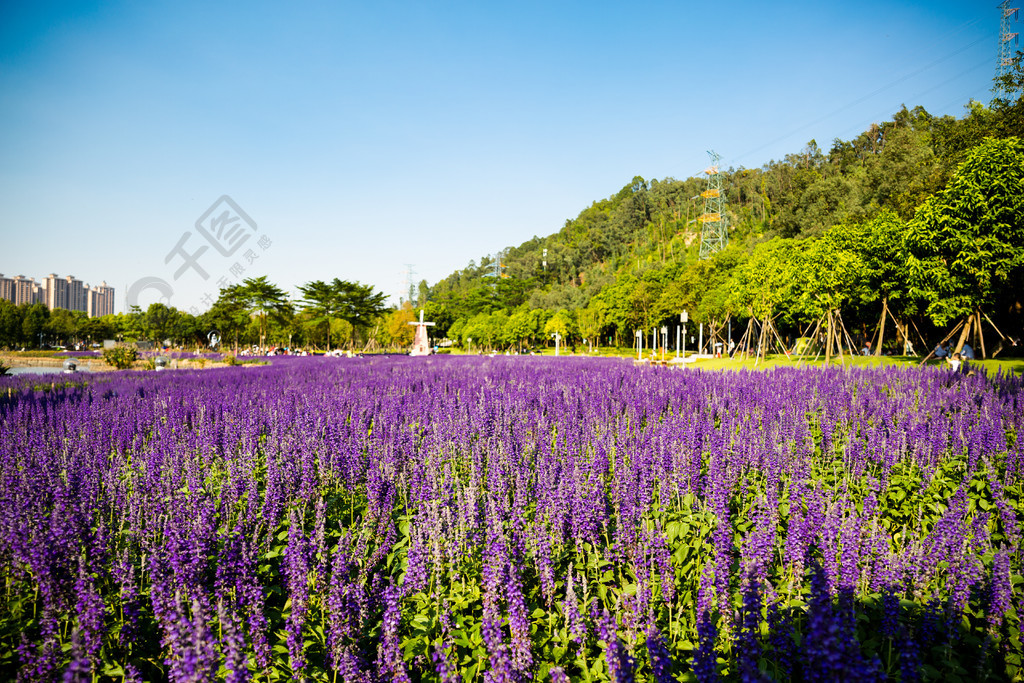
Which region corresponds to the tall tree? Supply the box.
[904,137,1024,341]
[298,278,387,348]
[21,304,49,348]
[239,277,291,351]
[384,305,416,348]
[144,303,175,344]
[204,285,252,353]
[0,300,24,348]
[333,279,388,330]
[297,280,342,350]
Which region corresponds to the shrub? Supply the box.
[102,346,138,370]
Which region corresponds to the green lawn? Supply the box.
[520,346,1024,375]
[663,353,1024,375]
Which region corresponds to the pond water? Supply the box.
[7,366,93,375]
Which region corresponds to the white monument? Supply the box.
[408,309,435,356]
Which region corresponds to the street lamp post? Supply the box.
[661,326,668,362]
[681,310,689,358]
[635,330,643,361]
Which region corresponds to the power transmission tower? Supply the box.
[492,249,509,280]
[403,264,416,305]
[698,150,728,260]
[998,1,1020,98]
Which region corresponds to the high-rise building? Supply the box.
[12,276,38,306]
[44,273,67,310]
[88,282,115,317]
[43,274,89,313]
[0,274,12,303]
[1,272,114,316]
[67,275,87,313]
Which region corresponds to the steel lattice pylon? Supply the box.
[698,150,728,260]
[998,1,1020,98]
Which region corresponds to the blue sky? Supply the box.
[0,1,1004,313]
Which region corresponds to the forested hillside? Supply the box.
[420,74,1024,355]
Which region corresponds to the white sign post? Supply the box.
[681,310,689,358]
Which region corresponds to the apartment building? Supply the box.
[88,282,115,317]
[1,272,114,316]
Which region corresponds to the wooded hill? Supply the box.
[419,75,1024,356]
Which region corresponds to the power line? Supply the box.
[729,35,990,169]
[834,56,993,141]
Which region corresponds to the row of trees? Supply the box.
[0,277,392,353]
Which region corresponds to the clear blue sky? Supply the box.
[0,0,1004,313]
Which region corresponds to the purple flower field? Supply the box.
[0,357,1021,681]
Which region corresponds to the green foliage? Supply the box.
[102,345,138,369]
[203,285,251,350]
[419,98,1024,355]
[729,237,805,320]
[240,276,292,350]
[905,137,1024,325]
[20,303,48,347]
[793,224,868,319]
[297,278,387,349]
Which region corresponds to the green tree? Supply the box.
[543,309,576,346]
[239,276,291,351]
[794,225,867,322]
[333,280,388,338]
[78,316,113,345]
[203,285,251,352]
[144,303,176,345]
[297,278,387,349]
[729,238,803,322]
[297,280,341,350]
[45,309,84,347]
[117,307,147,343]
[794,225,868,359]
[576,302,606,350]
[447,318,466,347]
[904,137,1024,330]
[384,306,416,348]
[853,211,917,353]
[21,304,49,347]
[0,300,24,348]
[505,308,536,352]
